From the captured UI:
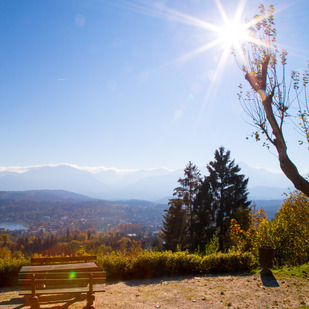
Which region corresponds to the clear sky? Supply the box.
[0,0,308,173]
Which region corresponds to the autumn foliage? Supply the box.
[229,191,309,266]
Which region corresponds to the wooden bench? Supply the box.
[18,256,106,309]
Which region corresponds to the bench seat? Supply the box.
[20,283,106,295]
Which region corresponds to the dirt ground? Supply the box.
[0,273,308,309]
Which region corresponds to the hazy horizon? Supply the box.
[0,160,306,175]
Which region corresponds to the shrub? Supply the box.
[128,251,165,279]
[229,191,309,267]
[97,249,256,281]
[201,252,256,274]
[271,191,309,265]
[229,205,269,256]
[0,257,30,287]
[204,233,219,256]
[97,252,129,281]
[164,251,202,276]
[97,250,203,281]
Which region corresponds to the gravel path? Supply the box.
[0,273,308,309]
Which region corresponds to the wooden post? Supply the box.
[86,273,95,308]
[31,274,35,297]
[259,246,274,274]
[89,273,93,295]
[30,274,40,309]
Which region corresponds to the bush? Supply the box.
[229,191,309,267]
[201,252,256,274]
[97,250,203,281]
[0,257,30,287]
[128,251,166,279]
[97,252,129,281]
[164,251,202,277]
[271,191,309,266]
[97,250,255,281]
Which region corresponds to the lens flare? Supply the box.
[69,271,76,279]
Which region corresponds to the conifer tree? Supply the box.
[193,179,216,250]
[161,161,201,251]
[194,147,251,250]
[161,198,185,251]
[173,161,201,249]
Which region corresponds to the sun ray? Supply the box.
[136,38,223,86]
[163,38,222,68]
[215,0,230,25]
[102,0,221,32]
[102,0,280,123]
[103,0,258,91]
[103,0,261,68]
[233,0,247,25]
[194,41,232,131]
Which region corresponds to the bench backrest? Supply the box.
[31,256,97,265]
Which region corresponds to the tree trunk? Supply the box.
[262,97,309,197]
[245,72,309,197]
[275,143,309,196]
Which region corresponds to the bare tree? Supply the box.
[234,4,309,196]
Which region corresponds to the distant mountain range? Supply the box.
[0,189,283,220]
[0,162,299,202]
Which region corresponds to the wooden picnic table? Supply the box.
[19,256,106,309]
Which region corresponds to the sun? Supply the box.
[105,0,255,60]
[218,21,249,50]
[102,0,264,129]
[105,0,260,82]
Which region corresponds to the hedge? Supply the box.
[97,250,256,281]
[0,251,256,286]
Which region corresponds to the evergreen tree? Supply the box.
[161,161,201,251]
[193,180,217,250]
[161,198,185,251]
[194,147,251,250]
[173,161,201,250]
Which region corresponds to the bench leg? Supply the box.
[84,293,95,309]
[30,296,40,309]
[23,295,31,306]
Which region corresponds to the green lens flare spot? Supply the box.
[69,271,76,279]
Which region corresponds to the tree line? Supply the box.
[0,227,155,259]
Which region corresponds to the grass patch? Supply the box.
[272,262,309,279]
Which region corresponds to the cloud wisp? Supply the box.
[0,163,173,174]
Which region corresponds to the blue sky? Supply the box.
[0,0,308,174]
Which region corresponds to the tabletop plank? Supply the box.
[20,262,99,273]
